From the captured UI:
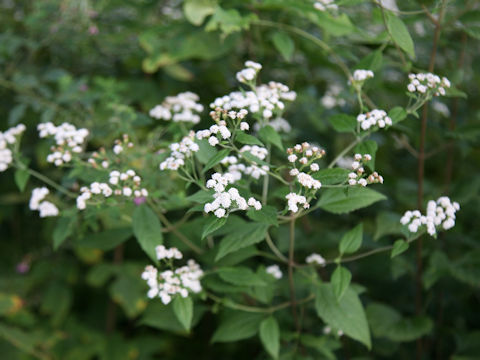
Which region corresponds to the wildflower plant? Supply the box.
[0,1,478,359]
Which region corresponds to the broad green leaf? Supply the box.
[195,138,217,164]
[318,187,386,214]
[354,140,377,170]
[211,311,264,343]
[315,12,355,37]
[217,267,266,286]
[313,168,349,185]
[183,0,217,26]
[246,205,278,227]
[328,114,357,133]
[258,125,283,151]
[315,284,371,348]
[76,228,132,251]
[186,189,215,203]
[202,149,230,173]
[272,31,294,62]
[259,316,280,359]
[132,204,163,263]
[236,132,264,146]
[206,7,257,35]
[53,215,76,250]
[110,274,147,318]
[141,301,206,333]
[386,12,415,58]
[202,216,227,240]
[14,169,29,192]
[216,223,268,261]
[173,296,193,331]
[374,211,403,241]
[339,223,363,255]
[391,239,409,258]
[355,50,383,72]
[389,106,407,124]
[331,266,352,301]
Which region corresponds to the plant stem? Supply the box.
[288,216,300,331]
[265,231,289,263]
[327,133,368,168]
[19,165,77,198]
[262,144,271,205]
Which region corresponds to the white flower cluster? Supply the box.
[286,192,308,213]
[321,84,346,109]
[348,153,383,186]
[353,69,374,82]
[29,187,59,218]
[160,131,199,171]
[211,69,296,120]
[407,73,451,96]
[306,253,326,266]
[113,134,134,155]
[196,120,232,147]
[236,60,262,83]
[76,169,148,210]
[149,91,203,124]
[0,124,26,172]
[254,117,292,133]
[220,155,268,181]
[87,134,135,170]
[38,122,88,166]
[356,109,392,131]
[204,172,262,218]
[401,197,460,236]
[266,265,283,280]
[287,142,324,187]
[141,246,203,305]
[314,0,338,11]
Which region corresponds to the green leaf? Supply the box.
[202,216,227,240]
[318,187,387,214]
[314,12,355,37]
[315,284,371,349]
[183,0,217,26]
[272,31,294,62]
[391,239,409,258]
[354,140,377,170]
[217,267,266,286]
[313,168,349,185]
[206,7,257,35]
[109,274,147,318]
[14,169,30,192]
[339,223,363,255]
[195,138,217,164]
[76,228,132,251]
[186,189,215,203]
[328,114,357,133]
[246,205,279,227]
[132,204,163,263]
[216,223,268,261]
[173,296,193,331]
[202,149,230,173]
[53,215,76,250]
[259,316,280,359]
[331,266,352,301]
[236,132,264,147]
[386,12,415,58]
[211,311,263,343]
[258,125,283,151]
[241,151,271,167]
[389,106,407,124]
[355,50,383,72]
[374,211,404,240]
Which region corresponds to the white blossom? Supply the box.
[353,69,374,82]
[314,0,338,11]
[29,187,59,217]
[0,124,26,172]
[266,265,283,279]
[149,92,203,124]
[407,73,451,96]
[356,109,392,131]
[306,253,326,266]
[160,131,199,171]
[286,192,308,213]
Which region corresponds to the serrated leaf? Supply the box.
[272,31,294,62]
[331,266,352,301]
[339,223,363,255]
[202,216,227,240]
[132,204,163,263]
[216,223,268,261]
[211,311,264,343]
[328,114,357,133]
[217,267,266,286]
[259,316,280,359]
[391,239,409,258]
[315,284,371,349]
[258,125,283,151]
[203,149,230,173]
[386,12,415,58]
[318,187,386,214]
[246,205,278,227]
[313,168,349,185]
[236,132,264,146]
[173,296,193,331]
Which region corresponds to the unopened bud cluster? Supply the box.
[407,73,451,96]
[38,122,88,166]
[348,153,383,186]
[287,142,325,189]
[76,169,148,210]
[357,109,392,131]
[401,196,460,236]
[142,246,203,305]
[221,155,269,181]
[29,187,59,217]
[149,91,203,124]
[236,60,262,83]
[0,124,26,172]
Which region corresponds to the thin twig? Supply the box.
[288,216,300,331]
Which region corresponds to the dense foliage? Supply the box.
[1,0,480,359]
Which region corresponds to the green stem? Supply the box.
[327,133,369,169]
[262,144,272,205]
[19,166,77,198]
